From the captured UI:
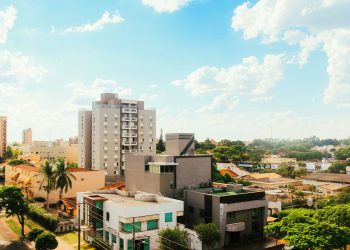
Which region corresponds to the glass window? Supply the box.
[226,211,236,224]
[147,220,158,230]
[119,238,124,249]
[252,208,260,219]
[105,231,109,241]
[128,239,133,250]
[121,222,141,233]
[199,209,205,218]
[112,234,117,244]
[165,212,172,222]
[106,212,110,221]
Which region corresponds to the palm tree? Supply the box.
[54,158,76,210]
[36,161,56,210]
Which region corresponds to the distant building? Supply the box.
[78,93,156,179]
[77,190,184,250]
[125,133,212,198]
[22,140,78,163]
[184,184,268,248]
[302,172,350,195]
[0,116,6,158]
[262,156,299,170]
[305,159,331,172]
[69,136,78,146]
[22,128,32,145]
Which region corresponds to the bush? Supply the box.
[7,159,31,166]
[28,228,44,241]
[28,204,58,231]
[35,232,58,250]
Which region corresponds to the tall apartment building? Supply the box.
[22,128,32,145]
[0,116,6,158]
[78,93,156,179]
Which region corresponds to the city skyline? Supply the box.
[1,0,350,142]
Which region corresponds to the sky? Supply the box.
[0,0,350,142]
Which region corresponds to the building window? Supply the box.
[106,212,110,221]
[145,164,149,172]
[112,234,117,244]
[226,211,236,224]
[147,220,158,230]
[199,209,205,218]
[121,222,141,233]
[119,238,124,249]
[165,212,172,222]
[252,208,260,219]
[105,231,109,241]
[188,206,194,213]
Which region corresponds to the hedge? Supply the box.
[28,204,58,231]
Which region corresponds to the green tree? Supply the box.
[314,204,350,227]
[328,161,348,173]
[5,146,13,159]
[158,227,189,250]
[285,222,350,250]
[212,146,241,163]
[53,158,76,209]
[36,161,56,210]
[28,228,44,242]
[276,165,295,178]
[334,146,350,160]
[35,232,58,250]
[194,223,221,250]
[293,167,308,178]
[0,186,28,237]
[156,131,166,153]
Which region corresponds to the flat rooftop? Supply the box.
[85,191,180,208]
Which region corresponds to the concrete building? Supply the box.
[6,164,105,204]
[69,136,78,146]
[184,184,268,248]
[77,190,184,250]
[0,116,6,158]
[262,156,299,170]
[78,110,92,169]
[78,93,156,179]
[125,133,212,198]
[22,141,78,163]
[22,128,32,145]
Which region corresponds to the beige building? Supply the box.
[78,93,156,179]
[262,156,299,170]
[22,128,32,145]
[22,141,78,163]
[5,164,105,204]
[0,116,7,158]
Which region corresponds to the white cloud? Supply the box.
[139,93,159,101]
[250,96,273,102]
[0,6,17,43]
[197,94,239,113]
[149,83,158,88]
[64,11,124,33]
[232,0,350,106]
[142,0,189,13]
[66,78,131,110]
[0,51,46,83]
[173,54,284,111]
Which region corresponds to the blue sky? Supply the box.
[1,0,350,142]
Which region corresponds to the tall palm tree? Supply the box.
[54,158,76,209]
[36,161,56,210]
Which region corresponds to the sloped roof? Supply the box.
[303,172,350,184]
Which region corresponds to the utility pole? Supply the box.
[78,202,81,250]
[132,217,135,250]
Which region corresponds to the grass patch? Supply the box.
[25,217,44,230]
[6,219,22,237]
[59,232,78,244]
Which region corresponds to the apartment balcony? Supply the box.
[122,141,138,146]
[121,117,138,122]
[122,108,138,113]
[121,133,137,138]
[226,222,245,232]
[122,125,137,130]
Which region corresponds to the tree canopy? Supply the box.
[194,223,221,249]
[158,227,189,250]
[0,186,28,237]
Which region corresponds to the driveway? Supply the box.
[0,219,30,250]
